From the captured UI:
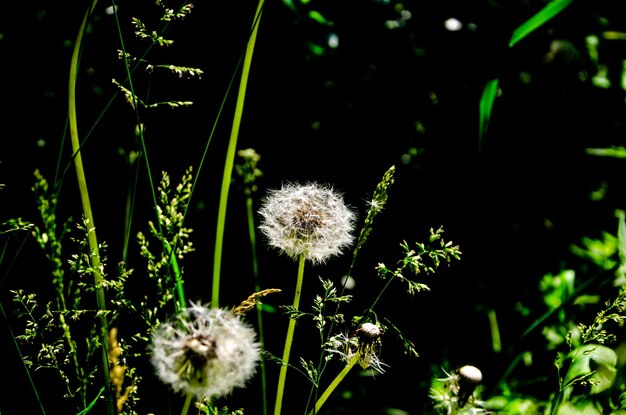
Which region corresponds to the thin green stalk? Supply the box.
[180,393,193,415]
[121,153,140,263]
[163,240,187,311]
[369,272,396,310]
[274,254,306,415]
[111,3,187,313]
[487,308,502,353]
[1,302,47,415]
[245,195,268,415]
[212,0,265,308]
[309,353,359,415]
[68,2,114,415]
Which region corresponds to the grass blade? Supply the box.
[480,0,574,142]
[509,0,574,47]
[478,78,499,145]
[212,0,265,308]
[68,3,114,414]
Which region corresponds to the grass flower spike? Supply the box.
[150,303,260,402]
[258,182,356,265]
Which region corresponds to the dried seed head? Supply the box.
[357,322,383,340]
[353,322,387,372]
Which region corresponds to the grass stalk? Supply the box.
[1,302,47,415]
[68,2,114,414]
[212,0,265,308]
[163,240,187,311]
[309,353,359,415]
[245,194,268,415]
[180,393,193,415]
[274,254,306,415]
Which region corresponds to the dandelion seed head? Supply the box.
[358,322,383,339]
[258,182,355,264]
[325,323,388,374]
[150,303,260,400]
[354,322,386,372]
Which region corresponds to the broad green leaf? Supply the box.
[564,344,617,395]
[556,401,602,415]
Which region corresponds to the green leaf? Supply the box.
[307,42,325,56]
[308,10,333,26]
[479,78,499,143]
[586,146,626,159]
[509,0,574,48]
[564,344,617,394]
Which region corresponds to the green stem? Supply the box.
[369,272,397,310]
[309,353,359,415]
[68,2,113,415]
[212,0,265,308]
[180,393,193,415]
[1,302,48,415]
[274,254,306,415]
[246,195,268,415]
[163,240,187,311]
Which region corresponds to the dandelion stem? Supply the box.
[68,2,114,414]
[274,254,306,415]
[211,0,264,308]
[180,393,193,415]
[310,352,359,415]
[245,194,268,415]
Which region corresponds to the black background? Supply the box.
[3,0,626,414]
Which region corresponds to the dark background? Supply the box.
[3,0,626,414]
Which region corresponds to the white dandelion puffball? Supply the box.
[258,182,356,264]
[150,303,260,400]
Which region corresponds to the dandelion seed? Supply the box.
[150,302,260,401]
[258,182,355,264]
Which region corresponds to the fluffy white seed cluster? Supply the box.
[150,303,260,400]
[258,182,356,264]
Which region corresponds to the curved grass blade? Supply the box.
[509,0,574,48]
[478,78,499,146]
[212,0,265,308]
[479,0,574,143]
[68,2,114,414]
[75,387,105,415]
